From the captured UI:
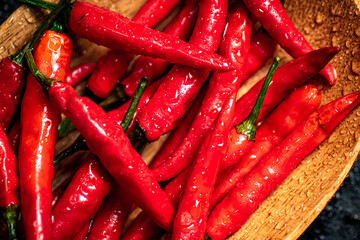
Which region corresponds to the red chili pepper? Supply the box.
[6,121,20,156]
[0,127,19,240]
[243,27,277,81]
[26,51,176,231]
[137,0,228,142]
[242,0,336,84]
[52,155,113,239]
[172,93,236,240]
[122,169,189,240]
[18,26,72,240]
[210,85,321,210]
[73,222,91,240]
[65,62,95,87]
[87,185,132,240]
[121,0,199,97]
[151,2,252,181]
[149,86,205,170]
[206,90,360,240]
[233,47,339,127]
[87,0,181,98]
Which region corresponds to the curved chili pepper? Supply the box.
[151,2,252,181]
[172,93,236,240]
[233,47,339,126]
[137,0,228,142]
[86,0,181,98]
[206,90,360,240]
[0,127,19,240]
[242,0,336,84]
[210,85,322,210]
[243,27,277,81]
[73,222,91,240]
[6,121,20,156]
[121,0,199,97]
[122,169,189,240]
[65,62,95,87]
[26,51,176,231]
[18,17,73,240]
[87,185,132,240]
[52,155,113,239]
[149,87,205,170]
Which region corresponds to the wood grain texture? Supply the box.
[0,0,360,239]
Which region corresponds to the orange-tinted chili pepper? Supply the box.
[242,0,336,84]
[207,90,360,240]
[210,85,321,210]
[18,27,72,240]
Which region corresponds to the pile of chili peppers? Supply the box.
[0,0,358,239]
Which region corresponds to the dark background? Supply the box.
[1,1,360,239]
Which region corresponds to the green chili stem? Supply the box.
[17,0,56,10]
[1,205,18,240]
[120,77,148,133]
[11,0,69,65]
[53,135,87,165]
[235,57,280,141]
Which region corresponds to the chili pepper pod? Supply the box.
[6,121,20,156]
[137,0,228,142]
[207,90,360,240]
[52,155,113,239]
[65,63,95,87]
[242,0,336,84]
[73,222,91,240]
[26,52,176,231]
[87,0,181,99]
[210,85,322,210]
[151,2,252,181]
[0,127,19,240]
[18,6,73,239]
[232,47,339,127]
[86,185,132,240]
[121,0,199,97]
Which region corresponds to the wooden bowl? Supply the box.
[1,0,360,239]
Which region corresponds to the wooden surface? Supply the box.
[1,0,360,239]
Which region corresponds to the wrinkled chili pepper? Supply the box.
[0,127,19,240]
[65,62,95,87]
[137,0,228,142]
[172,93,236,240]
[243,27,277,81]
[210,85,321,210]
[25,51,176,231]
[54,78,156,164]
[206,90,360,240]
[87,185,132,240]
[151,3,252,181]
[17,4,72,240]
[242,0,336,84]
[121,0,199,97]
[87,0,181,98]
[52,155,113,240]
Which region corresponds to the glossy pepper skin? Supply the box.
[210,85,322,210]
[137,0,228,142]
[52,155,113,240]
[18,30,72,240]
[242,0,336,84]
[243,27,277,81]
[206,90,360,240]
[172,93,236,240]
[151,3,252,181]
[88,0,180,98]
[44,80,176,231]
[68,1,233,71]
[65,62,95,87]
[87,185,132,240]
[121,0,199,97]
[0,126,19,240]
[0,58,25,132]
[233,47,339,126]
[122,169,189,240]
[6,121,20,156]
